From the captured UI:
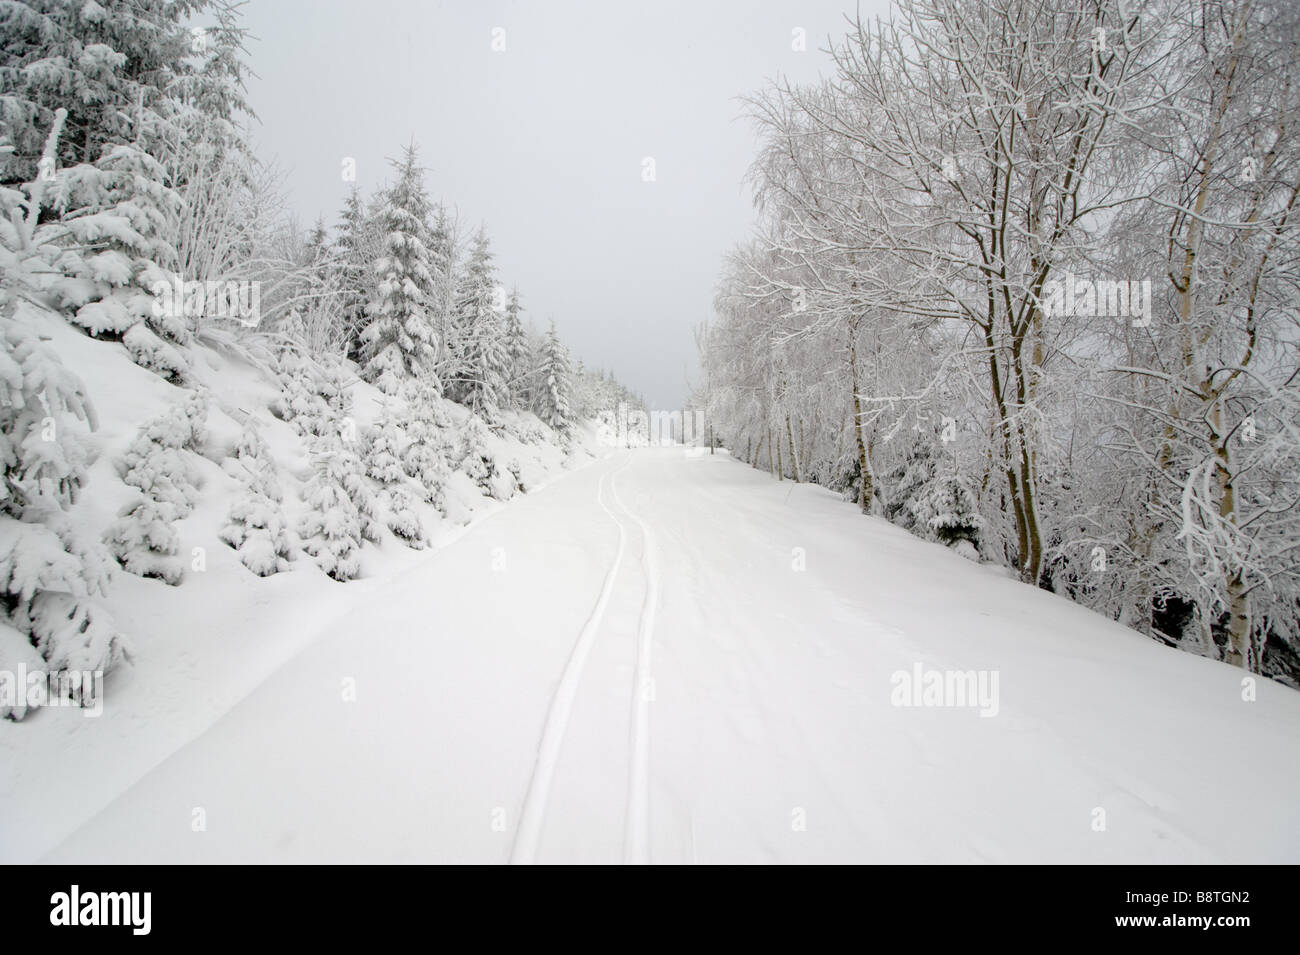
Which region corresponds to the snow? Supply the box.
[5,448,1297,864]
[0,300,590,861]
[5,0,1296,870]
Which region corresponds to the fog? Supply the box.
[239,0,887,409]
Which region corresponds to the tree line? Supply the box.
[699,0,1300,682]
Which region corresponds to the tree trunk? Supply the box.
[848,329,872,513]
[1210,397,1251,668]
[1223,572,1250,667]
[786,414,801,482]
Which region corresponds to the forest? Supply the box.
[697,0,1300,684]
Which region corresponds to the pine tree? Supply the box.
[427,204,456,373]
[334,188,373,363]
[401,381,450,512]
[298,442,362,582]
[361,145,438,395]
[273,345,332,438]
[170,0,254,157]
[449,229,509,418]
[884,429,939,532]
[119,394,206,517]
[106,394,207,585]
[0,0,192,185]
[366,402,426,548]
[304,218,328,264]
[910,471,982,554]
[56,140,188,381]
[0,0,255,374]
[536,320,573,435]
[0,2,197,381]
[105,496,183,585]
[335,424,380,545]
[366,405,405,485]
[220,418,292,576]
[471,309,511,423]
[503,286,530,408]
[0,319,126,713]
[0,110,127,714]
[316,358,351,419]
[457,416,497,495]
[383,481,426,547]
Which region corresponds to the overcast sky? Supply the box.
[239,0,890,409]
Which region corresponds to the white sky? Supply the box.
[240,0,891,408]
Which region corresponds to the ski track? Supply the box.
[510,451,661,864]
[509,452,648,864]
[611,463,658,865]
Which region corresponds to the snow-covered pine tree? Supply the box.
[505,458,524,495]
[317,358,351,419]
[298,440,362,582]
[1,10,190,381]
[366,401,426,548]
[369,402,428,548]
[304,218,328,266]
[0,111,128,714]
[400,381,450,512]
[536,320,573,435]
[12,0,199,379]
[298,397,382,579]
[382,481,425,548]
[448,229,509,419]
[0,318,127,714]
[219,418,292,576]
[333,421,380,545]
[169,0,254,158]
[0,0,192,186]
[272,343,332,438]
[471,308,511,424]
[119,392,206,515]
[883,428,939,533]
[457,416,497,495]
[426,204,456,373]
[106,393,208,585]
[55,140,188,381]
[105,496,183,585]
[909,471,982,558]
[333,188,374,364]
[365,407,404,487]
[361,145,438,395]
[503,286,530,409]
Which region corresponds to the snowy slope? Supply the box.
[0,309,596,862]
[11,448,1299,864]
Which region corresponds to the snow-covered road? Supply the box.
[38,449,1300,863]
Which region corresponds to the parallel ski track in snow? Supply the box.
[509,453,640,864]
[611,463,658,865]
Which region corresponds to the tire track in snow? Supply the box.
[509,453,634,865]
[610,464,658,865]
